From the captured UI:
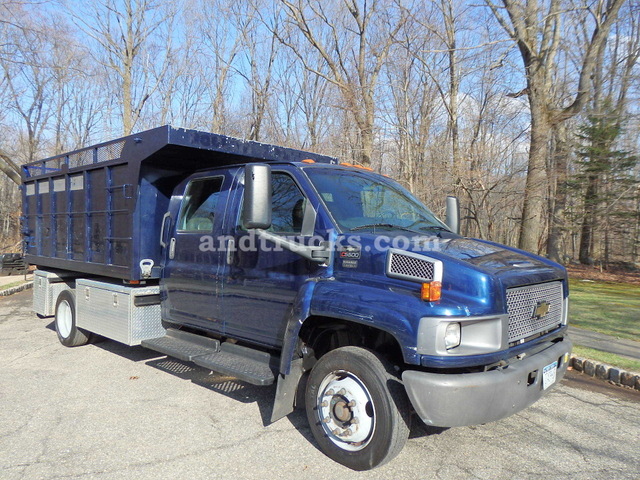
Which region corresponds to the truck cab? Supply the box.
[23,126,572,470]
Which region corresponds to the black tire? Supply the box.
[54,290,91,347]
[305,346,410,471]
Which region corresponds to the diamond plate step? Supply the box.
[193,342,276,386]
[142,329,277,386]
[141,328,220,361]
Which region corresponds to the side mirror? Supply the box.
[243,164,272,229]
[445,196,460,234]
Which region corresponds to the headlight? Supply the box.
[444,322,461,350]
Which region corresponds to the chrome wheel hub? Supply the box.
[57,300,72,338]
[316,371,375,451]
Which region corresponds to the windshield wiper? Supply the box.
[351,223,422,234]
[417,225,450,232]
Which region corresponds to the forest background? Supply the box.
[1,0,638,268]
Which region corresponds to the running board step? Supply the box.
[141,329,276,386]
[194,343,276,386]
[141,329,220,362]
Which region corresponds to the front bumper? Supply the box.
[402,338,572,427]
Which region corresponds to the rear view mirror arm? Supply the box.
[255,229,331,264]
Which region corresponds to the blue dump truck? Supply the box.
[22,126,572,470]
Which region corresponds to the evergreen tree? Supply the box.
[574,108,638,266]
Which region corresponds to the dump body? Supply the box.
[21,126,335,280]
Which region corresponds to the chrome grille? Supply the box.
[387,251,435,282]
[506,281,564,343]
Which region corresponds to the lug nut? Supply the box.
[338,388,346,395]
[323,417,331,423]
[347,400,356,407]
[320,401,328,408]
[351,417,359,425]
[324,389,334,396]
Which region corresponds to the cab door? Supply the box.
[161,170,237,333]
[221,170,322,347]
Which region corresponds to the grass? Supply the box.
[568,278,640,373]
[0,279,29,291]
[568,278,640,342]
[572,345,640,374]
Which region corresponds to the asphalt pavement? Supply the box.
[1,289,640,480]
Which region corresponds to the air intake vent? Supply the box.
[386,249,442,283]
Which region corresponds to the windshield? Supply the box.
[304,168,448,233]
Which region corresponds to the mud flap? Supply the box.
[270,357,305,423]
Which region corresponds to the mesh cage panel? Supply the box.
[387,252,435,282]
[506,281,563,343]
[97,141,125,163]
[68,150,93,168]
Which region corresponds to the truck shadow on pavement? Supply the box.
[146,355,281,423]
[45,321,449,444]
[144,354,320,446]
[47,326,288,428]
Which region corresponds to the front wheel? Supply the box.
[305,346,410,470]
[55,290,91,347]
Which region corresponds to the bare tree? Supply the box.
[70,0,174,135]
[413,0,467,191]
[188,0,242,134]
[383,29,440,195]
[486,0,625,254]
[233,3,281,142]
[298,60,335,150]
[277,0,409,167]
[0,7,59,163]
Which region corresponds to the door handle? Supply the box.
[160,212,171,248]
[226,238,235,265]
[169,238,176,259]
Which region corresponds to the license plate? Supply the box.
[542,361,558,390]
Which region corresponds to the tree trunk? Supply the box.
[360,111,374,167]
[546,125,569,263]
[518,99,551,253]
[0,156,21,185]
[633,195,640,265]
[444,0,461,193]
[578,174,598,264]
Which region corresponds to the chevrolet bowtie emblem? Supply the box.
[533,301,551,319]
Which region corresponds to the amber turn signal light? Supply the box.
[421,281,442,302]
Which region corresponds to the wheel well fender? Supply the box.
[279,280,417,375]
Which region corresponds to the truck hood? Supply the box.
[420,237,551,271]
[337,233,565,288]
[333,233,567,317]
[411,235,564,284]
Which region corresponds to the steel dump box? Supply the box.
[22,125,335,280]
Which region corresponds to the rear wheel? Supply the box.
[305,346,410,470]
[55,290,91,347]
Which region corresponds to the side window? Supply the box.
[178,177,224,232]
[270,173,306,234]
